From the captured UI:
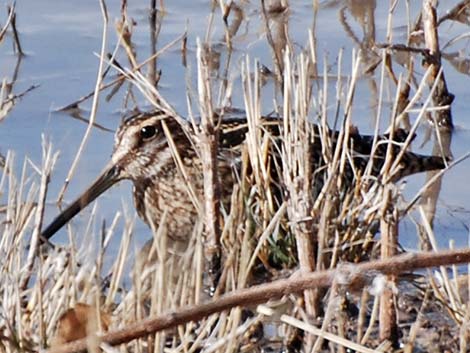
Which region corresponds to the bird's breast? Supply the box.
[132,166,203,243]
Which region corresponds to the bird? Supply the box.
[40,108,447,352]
[41,109,447,252]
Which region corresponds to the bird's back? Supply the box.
[128,113,446,248]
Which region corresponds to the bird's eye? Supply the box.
[140,125,157,140]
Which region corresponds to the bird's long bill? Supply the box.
[41,163,122,241]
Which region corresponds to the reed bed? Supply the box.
[1,1,469,352]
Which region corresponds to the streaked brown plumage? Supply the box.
[41,109,447,249]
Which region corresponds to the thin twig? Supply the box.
[438,0,470,25]
[404,152,470,214]
[56,32,185,112]
[56,0,108,204]
[258,305,378,353]
[47,248,470,353]
[8,3,22,56]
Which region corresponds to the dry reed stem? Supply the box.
[387,66,445,182]
[403,288,431,353]
[366,49,387,177]
[404,151,469,215]
[57,0,108,203]
[59,32,185,112]
[378,58,399,344]
[116,6,138,70]
[8,4,22,56]
[3,2,464,351]
[0,2,15,42]
[47,248,470,353]
[422,0,453,128]
[196,39,222,290]
[281,48,318,352]
[147,0,161,87]
[311,281,342,353]
[378,188,398,344]
[104,217,131,308]
[419,207,465,322]
[20,138,59,291]
[258,304,378,353]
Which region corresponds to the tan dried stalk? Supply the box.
[0,3,15,42]
[57,0,109,203]
[20,138,59,291]
[195,38,222,289]
[422,0,453,128]
[281,50,318,326]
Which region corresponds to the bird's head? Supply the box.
[41,110,188,241]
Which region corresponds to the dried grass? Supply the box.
[0,1,468,353]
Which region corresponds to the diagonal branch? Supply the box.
[48,247,470,353]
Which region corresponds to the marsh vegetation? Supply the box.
[1,1,470,352]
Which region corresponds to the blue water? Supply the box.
[1,0,469,257]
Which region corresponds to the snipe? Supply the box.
[41,109,447,249]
